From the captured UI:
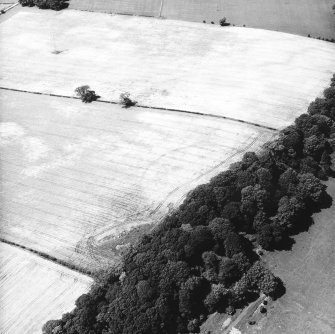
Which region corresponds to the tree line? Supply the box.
[43,74,335,334]
[19,0,68,11]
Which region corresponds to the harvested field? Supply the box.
[0,89,275,269]
[1,9,335,128]
[162,0,335,39]
[239,178,335,334]
[0,242,92,334]
[69,0,335,39]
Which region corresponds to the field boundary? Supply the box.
[0,86,279,132]
[0,238,93,277]
[0,2,18,13]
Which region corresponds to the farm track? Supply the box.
[0,86,279,132]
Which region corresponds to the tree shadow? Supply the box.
[290,216,314,235]
[272,277,286,300]
[274,236,295,251]
[60,0,69,10]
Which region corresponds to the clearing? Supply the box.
[0,242,92,334]
[1,8,335,128]
[235,178,335,334]
[0,89,275,270]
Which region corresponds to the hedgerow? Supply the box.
[44,74,335,334]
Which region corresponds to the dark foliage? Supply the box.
[19,0,68,10]
[75,86,99,103]
[219,17,230,27]
[45,75,335,334]
[120,92,137,108]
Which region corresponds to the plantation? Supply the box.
[1,9,335,128]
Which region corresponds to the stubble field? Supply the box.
[0,242,92,334]
[1,9,335,129]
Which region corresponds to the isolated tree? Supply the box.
[75,85,98,103]
[120,92,137,108]
[219,17,230,26]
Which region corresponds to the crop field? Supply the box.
[0,89,275,269]
[69,0,335,39]
[1,9,335,129]
[0,242,92,334]
[162,0,335,39]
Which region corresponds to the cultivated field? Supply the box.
[69,0,335,39]
[0,242,92,334]
[0,89,275,269]
[162,0,335,39]
[1,9,335,129]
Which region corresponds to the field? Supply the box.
[0,88,275,270]
[1,9,335,129]
[0,2,14,10]
[1,7,335,334]
[69,0,335,39]
[161,0,335,39]
[0,242,92,334]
